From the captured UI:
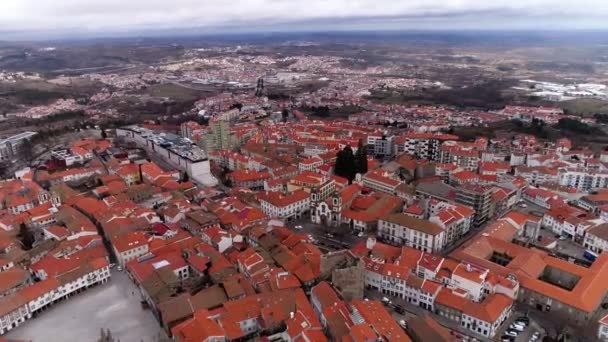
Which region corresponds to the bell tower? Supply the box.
[330,191,342,227]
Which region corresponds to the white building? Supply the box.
[116,126,217,187]
[112,232,150,267]
[258,190,310,222]
[378,213,446,253]
[583,222,608,254]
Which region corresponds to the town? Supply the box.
[1,31,608,342]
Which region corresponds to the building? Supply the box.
[598,314,608,341]
[372,135,395,158]
[0,131,37,161]
[116,126,217,186]
[559,167,608,191]
[378,213,446,253]
[258,190,310,222]
[428,201,474,245]
[583,222,608,254]
[455,184,494,227]
[401,133,458,161]
[112,231,150,267]
[203,119,236,153]
[362,169,401,195]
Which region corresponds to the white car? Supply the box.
[381,297,391,305]
[505,330,518,337]
[398,320,407,329]
[509,324,524,332]
[295,225,303,230]
[357,232,365,237]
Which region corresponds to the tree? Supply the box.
[335,146,356,181]
[20,140,34,165]
[355,139,368,175]
[18,222,35,250]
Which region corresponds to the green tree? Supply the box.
[18,222,35,250]
[355,139,368,175]
[335,146,356,181]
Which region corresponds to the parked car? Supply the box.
[117,265,123,272]
[501,336,515,342]
[516,316,530,324]
[294,225,303,230]
[509,324,524,332]
[398,320,407,329]
[381,297,391,305]
[358,232,365,237]
[505,330,518,337]
[394,306,405,314]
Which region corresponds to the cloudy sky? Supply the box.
[1,0,607,38]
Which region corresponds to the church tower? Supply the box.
[330,191,342,227]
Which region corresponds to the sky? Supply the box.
[1,0,608,39]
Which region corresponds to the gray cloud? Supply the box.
[1,0,607,37]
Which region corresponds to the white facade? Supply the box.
[114,244,149,267]
[377,218,445,253]
[260,196,310,221]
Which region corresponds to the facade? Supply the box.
[362,170,401,195]
[258,190,310,221]
[455,185,493,227]
[0,132,37,161]
[116,126,217,186]
[583,222,608,254]
[378,213,446,253]
[112,231,150,267]
[559,167,608,191]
